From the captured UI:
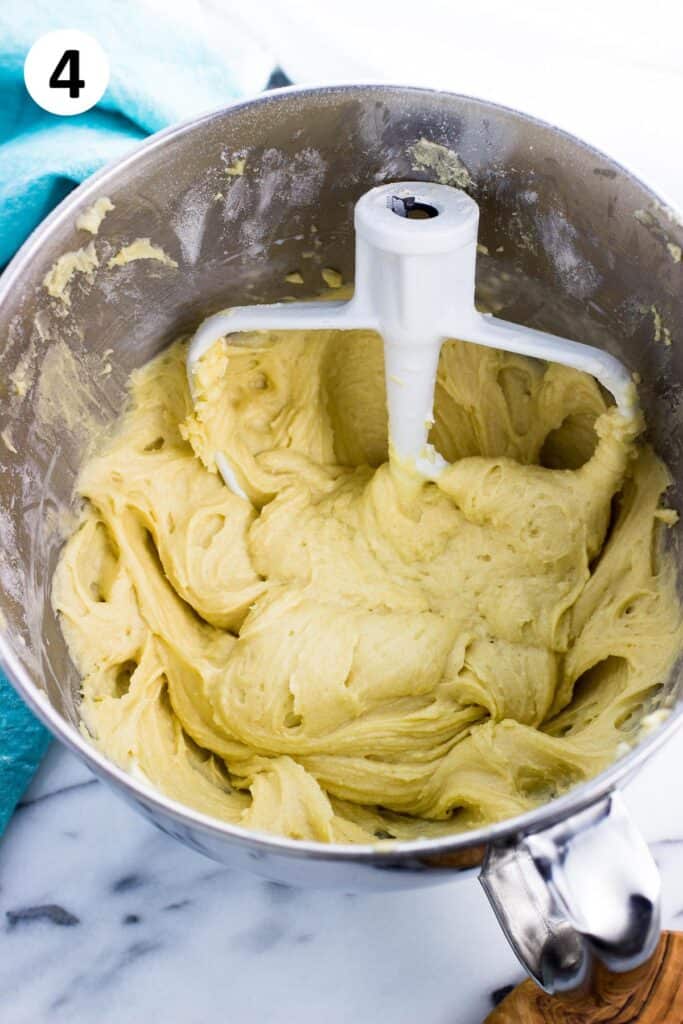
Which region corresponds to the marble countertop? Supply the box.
[1,734,681,1024]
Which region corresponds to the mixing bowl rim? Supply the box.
[1,82,682,861]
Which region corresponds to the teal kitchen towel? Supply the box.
[0,678,51,833]
[0,0,272,829]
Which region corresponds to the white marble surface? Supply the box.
[1,734,681,1024]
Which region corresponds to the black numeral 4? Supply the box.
[49,49,85,99]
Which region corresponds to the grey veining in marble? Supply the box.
[1,738,681,1024]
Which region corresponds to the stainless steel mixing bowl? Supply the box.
[1,85,682,994]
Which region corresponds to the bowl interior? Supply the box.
[1,84,682,826]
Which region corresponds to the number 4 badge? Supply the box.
[24,30,109,116]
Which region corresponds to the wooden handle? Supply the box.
[485,931,683,1023]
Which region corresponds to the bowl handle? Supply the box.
[479,791,661,993]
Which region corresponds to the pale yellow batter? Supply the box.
[52,328,682,843]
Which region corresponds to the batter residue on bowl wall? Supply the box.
[52,329,682,843]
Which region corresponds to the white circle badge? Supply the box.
[24,29,110,117]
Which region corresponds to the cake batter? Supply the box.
[52,328,682,842]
